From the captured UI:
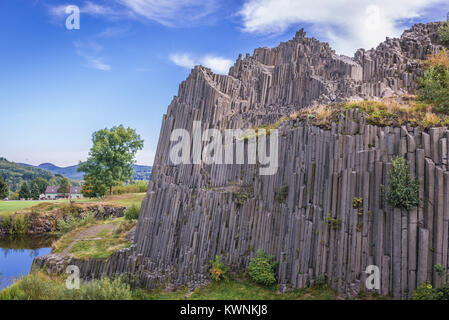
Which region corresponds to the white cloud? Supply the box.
[239,0,446,56]
[169,53,233,74]
[201,56,234,74]
[74,41,112,71]
[82,1,116,16]
[49,2,119,18]
[117,0,218,26]
[49,1,220,27]
[87,57,112,71]
[169,53,196,69]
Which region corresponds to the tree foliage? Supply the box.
[417,49,449,114]
[438,22,449,46]
[59,177,70,195]
[18,182,31,200]
[0,176,9,199]
[78,126,144,196]
[29,178,49,200]
[385,157,419,211]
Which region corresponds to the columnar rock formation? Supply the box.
[34,22,449,299]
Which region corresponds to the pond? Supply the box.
[0,234,57,290]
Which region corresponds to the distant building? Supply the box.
[44,186,83,200]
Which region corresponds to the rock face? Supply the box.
[0,205,126,235]
[37,22,449,299]
[133,22,449,299]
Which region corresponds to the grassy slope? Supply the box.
[142,278,338,300]
[0,271,341,300]
[0,193,146,218]
[52,218,137,260]
[0,271,389,300]
[0,200,66,217]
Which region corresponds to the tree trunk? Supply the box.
[110,186,113,196]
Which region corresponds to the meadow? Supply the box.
[0,193,146,218]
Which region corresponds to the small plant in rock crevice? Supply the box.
[385,156,419,211]
[209,255,230,282]
[274,184,289,204]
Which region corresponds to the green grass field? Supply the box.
[0,271,341,300]
[142,278,339,300]
[0,193,146,218]
[0,200,65,217]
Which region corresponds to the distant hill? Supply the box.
[18,162,152,182]
[0,158,78,192]
[19,162,84,180]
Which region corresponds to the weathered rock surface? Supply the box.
[33,22,449,299]
[0,205,126,235]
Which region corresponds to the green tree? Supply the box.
[33,177,49,194]
[18,182,31,200]
[29,181,41,200]
[78,125,144,196]
[0,176,9,199]
[29,177,50,200]
[59,177,70,196]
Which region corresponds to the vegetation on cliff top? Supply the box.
[438,22,449,46]
[285,50,449,130]
[417,48,449,114]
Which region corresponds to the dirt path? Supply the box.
[62,223,116,255]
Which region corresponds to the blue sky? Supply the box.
[0,0,447,167]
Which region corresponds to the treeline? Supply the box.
[0,157,53,192]
[112,181,148,195]
[0,158,79,199]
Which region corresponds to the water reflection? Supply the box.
[0,234,58,290]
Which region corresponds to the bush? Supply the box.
[438,22,449,46]
[413,281,449,300]
[68,276,133,300]
[113,220,137,236]
[113,181,148,195]
[434,283,449,300]
[209,255,229,282]
[0,273,134,300]
[385,157,419,211]
[125,204,140,220]
[417,49,449,114]
[435,264,446,277]
[0,273,65,300]
[247,250,278,286]
[0,214,30,235]
[56,212,96,234]
[413,282,437,300]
